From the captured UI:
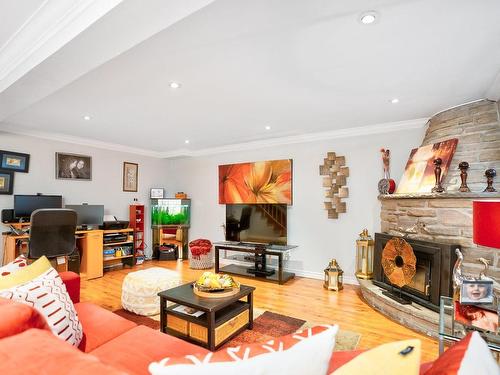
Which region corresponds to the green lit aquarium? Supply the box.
[151,198,190,226]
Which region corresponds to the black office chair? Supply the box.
[28,209,77,260]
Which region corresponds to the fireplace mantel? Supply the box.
[379,192,500,200]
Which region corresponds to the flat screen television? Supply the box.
[65,204,104,227]
[225,204,287,245]
[14,195,63,219]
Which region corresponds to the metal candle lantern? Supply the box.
[355,229,375,279]
[324,259,343,291]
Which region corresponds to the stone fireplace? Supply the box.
[380,99,500,284]
[359,99,500,337]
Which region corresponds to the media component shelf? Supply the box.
[213,242,297,285]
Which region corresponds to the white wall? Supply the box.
[0,126,425,282]
[0,132,168,262]
[169,128,424,283]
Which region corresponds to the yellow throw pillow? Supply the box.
[0,256,52,290]
[334,339,421,375]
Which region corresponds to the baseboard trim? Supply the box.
[219,258,358,285]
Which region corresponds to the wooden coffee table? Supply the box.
[158,283,255,351]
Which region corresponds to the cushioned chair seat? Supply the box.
[0,329,127,375]
[75,302,137,352]
[121,267,182,316]
[91,325,210,375]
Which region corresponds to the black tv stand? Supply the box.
[247,250,275,276]
[213,242,297,285]
[247,267,275,277]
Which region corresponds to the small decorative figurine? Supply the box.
[431,158,445,193]
[378,149,396,194]
[484,168,497,192]
[458,161,471,192]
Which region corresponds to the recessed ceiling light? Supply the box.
[170,82,181,89]
[265,126,271,130]
[391,98,399,104]
[184,139,190,144]
[359,11,378,25]
[83,115,91,121]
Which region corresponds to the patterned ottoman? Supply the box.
[121,267,182,316]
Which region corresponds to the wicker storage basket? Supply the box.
[189,248,214,269]
[189,239,214,269]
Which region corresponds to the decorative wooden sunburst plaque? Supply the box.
[319,152,349,219]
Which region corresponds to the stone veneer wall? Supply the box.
[422,99,500,191]
[381,195,500,281]
[381,100,500,290]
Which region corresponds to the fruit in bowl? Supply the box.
[195,272,239,291]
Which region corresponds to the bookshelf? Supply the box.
[129,204,145,263]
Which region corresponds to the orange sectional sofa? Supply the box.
[0,272,434,374]
[0,272,211,375]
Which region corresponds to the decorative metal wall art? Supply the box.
[319,152,349,219]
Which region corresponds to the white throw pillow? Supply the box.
[0,255,28,277]
[0,267,83,346]
[148,325,338,375]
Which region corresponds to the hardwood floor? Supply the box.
[81,260,439,362]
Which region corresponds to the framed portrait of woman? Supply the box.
[123,162,138,192]
[56,152,92,181]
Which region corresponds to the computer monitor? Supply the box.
[14,195,63,219]
[65,204,104,227]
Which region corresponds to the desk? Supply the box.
[2,223,134,280]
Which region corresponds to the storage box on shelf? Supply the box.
[129,205,145,264]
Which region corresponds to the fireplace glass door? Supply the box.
[381,255,432,301]
[404,257,431,300]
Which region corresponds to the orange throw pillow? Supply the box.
[425,332,498,374]
[0,297,50,339]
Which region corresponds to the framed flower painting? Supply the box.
[218,159,292,204]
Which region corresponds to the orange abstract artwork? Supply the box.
[219,159,292,204]
[396,138,458,194]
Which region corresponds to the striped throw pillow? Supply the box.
[0,267,83,346]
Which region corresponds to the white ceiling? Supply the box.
[1,0,500,157]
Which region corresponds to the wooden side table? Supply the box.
[158,283,255,351]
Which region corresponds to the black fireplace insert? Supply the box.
[373,233,459,311]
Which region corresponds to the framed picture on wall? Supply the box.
[0,150,30,173]
[56,152,92,180]
[123,162,138,192]
[0,169,14,195]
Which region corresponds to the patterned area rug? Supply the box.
[113,308,360,351]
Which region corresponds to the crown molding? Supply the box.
[0,0,123,93]
[0,124,164,158]
[1,117,427,159]
[162,117,427,158]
